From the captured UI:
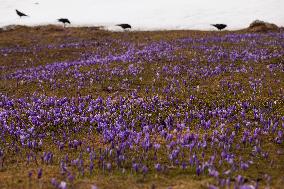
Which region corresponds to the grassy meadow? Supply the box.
[0,26,283,189]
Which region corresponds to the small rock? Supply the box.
[248,20,279,32]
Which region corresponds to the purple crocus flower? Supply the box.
[51,178,59,187]
[239,184,255,189]
[155,163,162,172]
[91,184,98,189]
[59,181,67,189]
[37,168,42,179]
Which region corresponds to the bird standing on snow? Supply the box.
[58,18,71,27]
[16,9,28,18]
[116,24,131,30]
[211,24,227,31]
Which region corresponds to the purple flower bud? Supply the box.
[142,165,148,175]
[67,173,75,182]
[196,166,201,176]
[132,163,139,172]
[51,178,58,187]
[240,162,249,170]
[28,171,33,179]
[155,163,162,172]
[37,168,42,179]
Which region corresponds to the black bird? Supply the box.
[211,24,227,31]
[58,18,71,27]
[16,9,28,18]
[116,24,131,30]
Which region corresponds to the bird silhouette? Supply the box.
[16,9,28,18]
[58,18,71,27]
[116,24,131,30]
[211,24,227,31]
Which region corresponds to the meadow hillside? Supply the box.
[0,26,283,189]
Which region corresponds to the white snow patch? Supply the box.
[0,0,283,30]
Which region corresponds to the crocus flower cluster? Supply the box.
[0,31,283,188]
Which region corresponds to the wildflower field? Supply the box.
[0,26,283,189]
